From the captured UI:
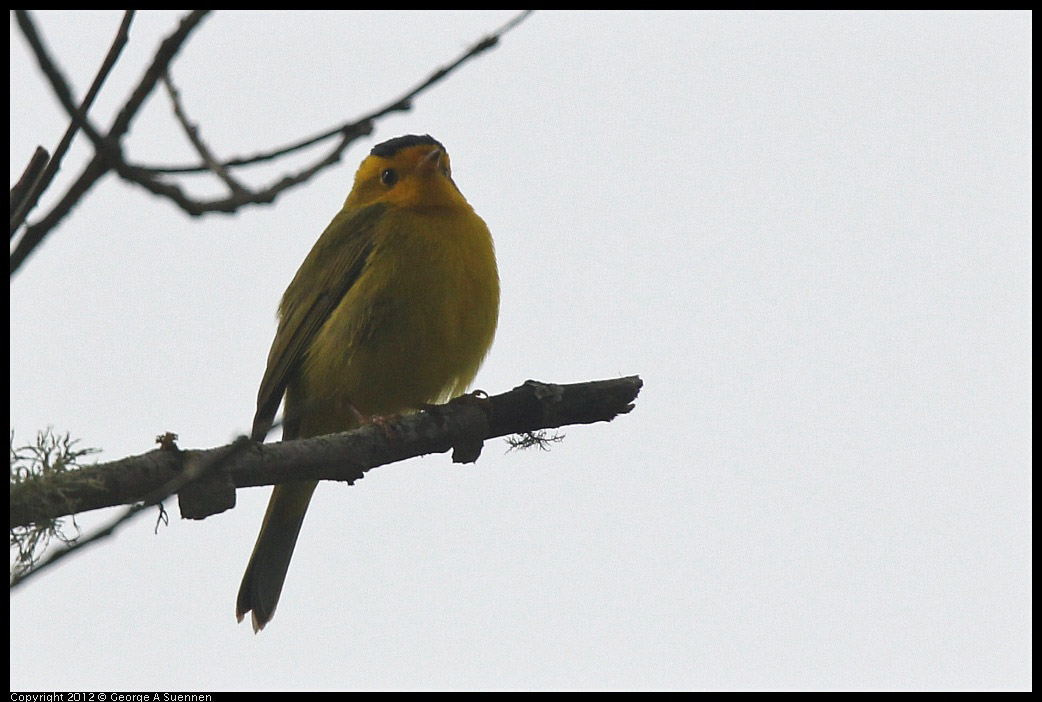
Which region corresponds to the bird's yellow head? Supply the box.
[343,134,468,212]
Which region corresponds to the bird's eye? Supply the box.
[440,165,449,177]
[381,169,398,187]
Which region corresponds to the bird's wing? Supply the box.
[251,203,386,441]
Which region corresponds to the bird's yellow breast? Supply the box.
[291,205,499,438]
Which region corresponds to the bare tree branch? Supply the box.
[10,10,534,276]
[139,10,535,175]
[9,146,50,232]
[10,435,254,590]
[11,10,210,276]
[160,71,253,198]
[9,10,136,240]
[10,377,643,531]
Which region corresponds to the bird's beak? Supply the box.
[418,147,443,175]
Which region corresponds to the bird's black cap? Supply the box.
[370,134,444,159]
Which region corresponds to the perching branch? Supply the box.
[9,434,254,590]
[10,377,643,532]
[10,10,534,276]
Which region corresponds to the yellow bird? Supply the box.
[236,134,500,631]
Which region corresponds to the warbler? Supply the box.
[236,134,499,631]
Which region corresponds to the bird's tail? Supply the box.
[236,480,318,632]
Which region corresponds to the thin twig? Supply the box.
[10,10,210,276]
[138,10,535,175]
[9,147,50,233]
[116,10,534,210]
[161,71,253,197]
[9,10,135,241]
[10,10,532,274]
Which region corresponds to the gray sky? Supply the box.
[9,10,1032,691]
